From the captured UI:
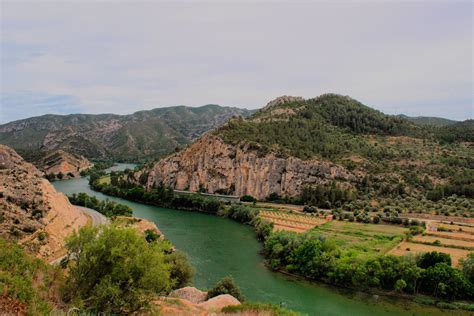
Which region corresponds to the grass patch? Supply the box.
[311,221,406,258]
[97,175,110,185]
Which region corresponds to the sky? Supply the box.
[0,0,472,123]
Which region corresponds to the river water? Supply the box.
[53,163,465,316]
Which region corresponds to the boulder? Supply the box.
[169,286,207,304]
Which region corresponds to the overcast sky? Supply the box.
[1,0,472,123]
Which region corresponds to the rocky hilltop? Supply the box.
[145,134,353,200]
[138,94,473,202]
[0,145,88,261]
[0,104,252,161]
[37,149,92,178]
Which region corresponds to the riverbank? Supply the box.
[53,172,472,315]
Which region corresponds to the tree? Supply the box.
[166,250,195,289]
[417,251,451,269]
[63,225,171,313]
[207,276,244,302]
[395,279,407,293]
[460,253,474,283]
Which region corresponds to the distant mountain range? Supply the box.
[0,104,253,162]
[398,114,458,127]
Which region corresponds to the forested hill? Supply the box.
[218,94,472,160]
[0,104,252,162]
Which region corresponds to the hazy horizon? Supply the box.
[1,1,472,123]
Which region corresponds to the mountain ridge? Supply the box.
[138,94,473,207]
[0,104,253,162]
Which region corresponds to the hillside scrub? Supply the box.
[62,224,193,314]
[0,238,63,315]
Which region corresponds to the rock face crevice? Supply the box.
[146,134,354,200]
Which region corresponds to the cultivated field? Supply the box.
[389,220,474,267]
[388,242,471,267]
[412,235,474,250]
[258,210,327,232]
[311,221,407,259]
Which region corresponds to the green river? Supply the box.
[53,164,464,316]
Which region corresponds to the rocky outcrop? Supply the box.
[39,149,92,178]
[156,287,241,315]
[145,134,355,200]
[169,287,208,304]
[0,145,88,261]
[261,95,305,111]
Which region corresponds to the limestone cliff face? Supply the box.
[0,145,88,261]
[145,134,355,200]
[39,149,92,178]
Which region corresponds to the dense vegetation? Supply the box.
[264,231,474,301]
[62,224,193,314]
[0,238,62,314]
[218,94,474,218]
[68,192,133,217]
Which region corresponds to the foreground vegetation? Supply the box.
[0,238,62,314]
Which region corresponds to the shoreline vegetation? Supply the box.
[83,169,474,312]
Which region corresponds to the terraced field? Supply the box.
[258,210,327,232]
[311,221,407,258]
[389,221,474,266]
[388,242,471,267]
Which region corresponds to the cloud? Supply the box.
[0,1,472,123]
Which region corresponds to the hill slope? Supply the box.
[0,145,89,261]
[139,94,473,216]
[0,104,252,162]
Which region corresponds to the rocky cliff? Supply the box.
[145,134,354,200]
[38,149,92,178]
[0,145,88,261]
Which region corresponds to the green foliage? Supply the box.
[206,276,244,302]
[264,230,473,300]
[166,250,195,289]
[0,238,61,315]
[460,253,474,284]
[63,225,172,314]
[222,204,259,224]
[417,251,452,269]
[241,195,257,202]
[68,192,132,217]
[144,229,161,243]
[301,182,354,208]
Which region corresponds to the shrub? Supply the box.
[241,195,257,203]
[63,225,172,313]
[207,276,244,302]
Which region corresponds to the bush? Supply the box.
[166,250,195,289]
[241,195,257,203]
[207,276,244,302]
[63,225,172,313]
[417,251,451,269]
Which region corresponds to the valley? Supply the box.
[53,169,470,315]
